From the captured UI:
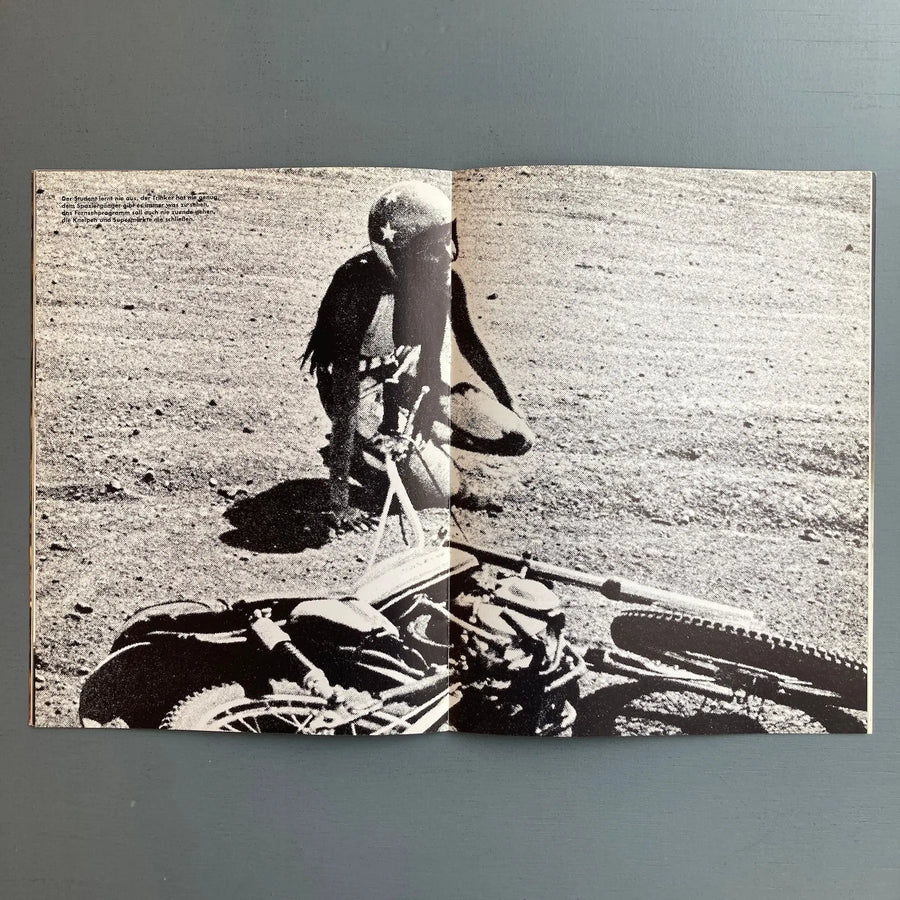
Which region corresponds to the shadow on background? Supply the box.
[570,680,867,736]
[219,478,377,553]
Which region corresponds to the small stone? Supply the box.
[74,602,93,614]
[154,408,164,416]
[845,243,853,252]
[743,419,754,428]
[123,303,135,310]
[49,542,72,552]
[208,477,218,487]
[800,529,822,543]
[131,428,140,436]
[142,470,156,483]
[242,426,254,434]
[34,672,45,685]
[208,399,217,407]
[65,612,82,622]
[487,292,498,300]
[107,479,123,492]
[817,556,831,566]
[76,665,92,676]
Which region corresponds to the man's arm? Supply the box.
[450,272,515,410]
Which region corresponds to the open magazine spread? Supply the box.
[31,166,872,736]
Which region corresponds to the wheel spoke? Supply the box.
[244,715,261,733]
[271,711,302,729]
[295,712,316,731]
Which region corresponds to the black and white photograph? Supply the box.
[31,164,870,735]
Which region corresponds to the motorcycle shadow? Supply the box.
[570,682,769,736]
[570,680,867,736]
[219,477,379,553]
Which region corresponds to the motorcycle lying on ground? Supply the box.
[80,391,868,735]
[79,465,585,735]
[79,388,584,735]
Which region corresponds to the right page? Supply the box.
[447,165,871,736]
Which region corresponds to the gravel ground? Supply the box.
[32,165,870,732]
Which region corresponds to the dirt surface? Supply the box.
[32,165,870,732]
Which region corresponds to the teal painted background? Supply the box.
[2,2,897,897]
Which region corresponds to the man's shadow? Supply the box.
[219,478,379,553]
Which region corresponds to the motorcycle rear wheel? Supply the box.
[160,683,379,734]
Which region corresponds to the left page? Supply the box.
[31,167,455,733]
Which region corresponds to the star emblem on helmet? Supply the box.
[380,222,397,243]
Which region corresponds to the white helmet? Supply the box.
[368,181,453,271]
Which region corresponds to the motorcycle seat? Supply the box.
[357,546,479,611]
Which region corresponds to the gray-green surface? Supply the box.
[2,2,898,897]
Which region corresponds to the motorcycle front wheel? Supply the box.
[160,682,380,735]
[610,609,868,710]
